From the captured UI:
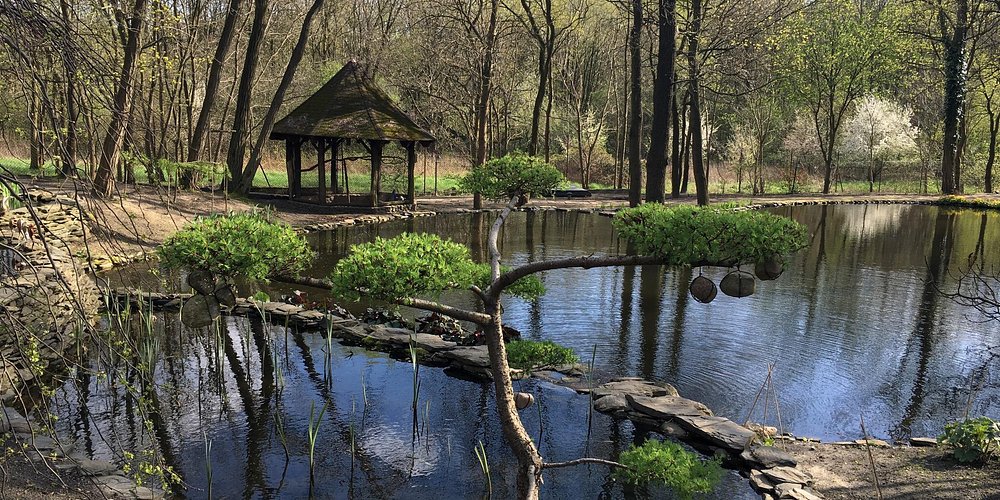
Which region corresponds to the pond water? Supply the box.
[49,203,1000,499]
[296,204,1000,441]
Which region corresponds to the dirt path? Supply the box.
[779,439,1000,499]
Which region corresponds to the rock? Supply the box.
[0,409,32,433]
[77,458,120,476]
[854,438,889,447]
[740,444,797,468]
[659,420,688,438]
[593,394,629,414]
[673,415,756,452]
[214,284,237,308]
[592,380,679,400]
[762,466,813,486]
[750,469,776,492]
[626,395,713,420]
[910,437,938,447]
[774,483,803,498]
[439,346,491,368]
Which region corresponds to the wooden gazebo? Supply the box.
[269,60,435,209]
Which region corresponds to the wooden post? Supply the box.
[331,139,340,195]
[406,141,416,208]
[292,139,303,198]
[285,139,294,199]
[317,139,327,204]
[370,140,383,207]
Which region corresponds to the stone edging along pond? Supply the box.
[109,289,826,499]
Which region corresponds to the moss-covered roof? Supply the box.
[271,60,435,143]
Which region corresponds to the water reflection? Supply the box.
[293,204,1000,440]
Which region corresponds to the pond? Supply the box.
[49,203,1000,498]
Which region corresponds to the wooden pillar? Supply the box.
[370,140,383,207]
[285,139,294,199]
[292,139,303,197]
[317,139,327,205]
[405,141,416,209]
[331,139,340,194]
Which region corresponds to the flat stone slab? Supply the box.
[673,415,756,451]
[593,394,629,414]
[740,444,797,468]
[438,346,491,367]
[750,469,776,492]
[762,466,814,486]
[592,379,679,400]
[910,437,938,447]
[626,395,713,419]
[77,458,120,476]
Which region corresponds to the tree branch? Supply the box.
[542,457,628,470]
[397,297,491,325]
[488,254,734,299]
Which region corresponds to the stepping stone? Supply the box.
[672,415,756,452]
[591,380,678,400]
[592,394,629,414]
[626,395,713,420]
[750,469,776,492]
[741,444,797,468]
[854,438,889,447]
[910,437,937,447]
[78,458,120,476]
[762,466,814,486]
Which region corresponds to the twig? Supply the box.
[542,457,628,470]
[859,413,883,500]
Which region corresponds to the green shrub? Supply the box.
[939,417,1000,463]
[460,153,563,202]
[615,440,722,500]
[505,340,578,370]
[158,211,313,281]
[330,233,543,302]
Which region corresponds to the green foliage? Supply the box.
[506,340,578,370]
[460,153,564,202]
[938,195,1000,211]
[330,233,543,302]
[939,417,1000,463]
[615,439,723,499]
[613,204,808,266]
[158,211,313,281]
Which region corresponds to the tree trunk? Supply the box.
[472,0,499,210]
[940,0,967,195]
[626,0,643,207]
[188,0,241,164]
[237,0,326,194]
[686,0,707,206]
[59,0,78,176]
[486,199,543,499]
[226,0,268,192]
[986,112,998,193]
[644,0,676,204]
[670,90,681,197]
[94,0,147,198]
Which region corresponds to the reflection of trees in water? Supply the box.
[638,265,665,380]
[891,210,955,440]
[667,267,692,382]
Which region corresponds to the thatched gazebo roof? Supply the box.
[270,60,434,143]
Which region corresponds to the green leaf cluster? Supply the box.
[460,153,564,202]
[615,439,723,500]
[505,340,578,370]
[613,204,808,266]
[158,211,313,281]
[330,233,544,302]
[939,417,1000,463]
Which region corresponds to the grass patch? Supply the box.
[938,195,1000,210]
[615,439,723,499]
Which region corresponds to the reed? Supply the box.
[307,400,329,476]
